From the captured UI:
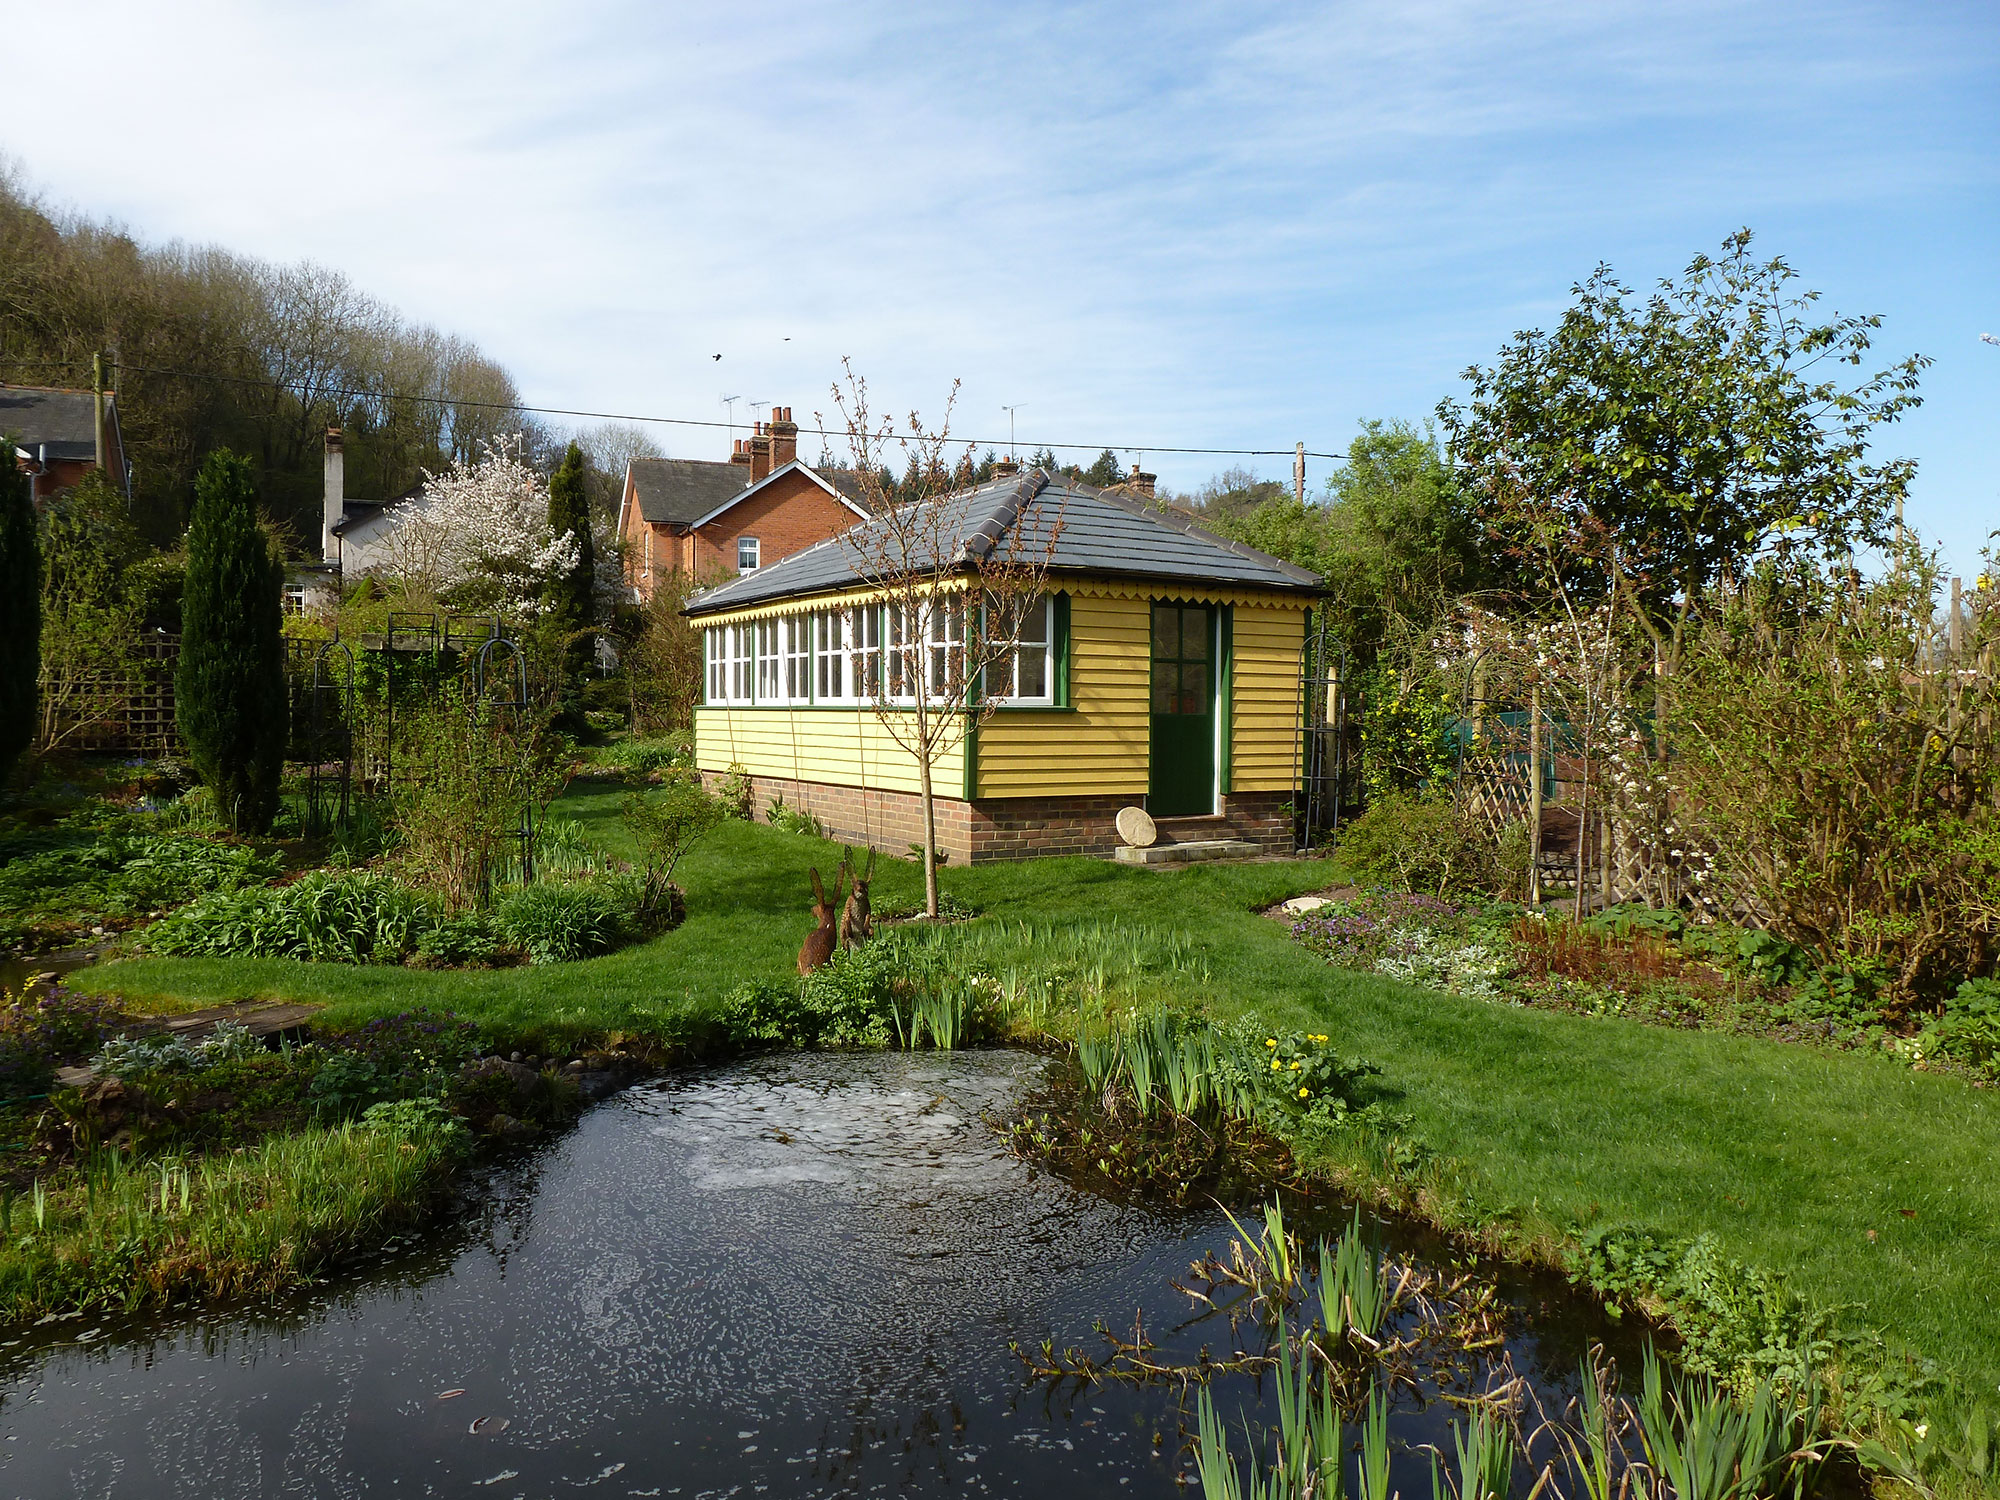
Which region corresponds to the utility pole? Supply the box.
[92,350,108,472]
[1001,404,1023,461]
[1293,441,1305,503]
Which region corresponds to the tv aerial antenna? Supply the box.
[1001,404,1024,460]
[720,394,740,435]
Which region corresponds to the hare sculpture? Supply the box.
[840,847,875,949]
[797,856,847,974]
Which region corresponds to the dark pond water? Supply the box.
[0,1050,1629,1498]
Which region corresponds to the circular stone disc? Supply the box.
[1116,806,1158,848]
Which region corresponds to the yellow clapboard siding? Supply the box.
[696,589,1309,802]
[1229,603,1307,792]
[695,708,959,797]
[977,592,1151,797]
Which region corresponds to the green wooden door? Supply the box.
[1149,601,1215,816]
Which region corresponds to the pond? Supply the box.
[0,1050,1630,1497]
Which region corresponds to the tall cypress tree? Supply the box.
[545,442,595,632]
[177,449,287,833]
[0,455,39,782]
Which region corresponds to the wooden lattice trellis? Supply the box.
[54,634,183,756]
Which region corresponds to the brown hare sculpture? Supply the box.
[840,847,876,950]
[797,857,846,974]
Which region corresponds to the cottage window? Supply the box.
[928,597,966,697]
[984,593,1051,705]
[886,602,915,702]
[725,622,754,703]
[851,605,882,700]
[705,626,722,703]
[815,609,844,699]
[756,618,780,701]
[783,613,811,701]
[817,606,881,702]
[738,537,761,571]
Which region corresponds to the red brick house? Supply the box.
[616,406,870,601]
[3,384,130,509]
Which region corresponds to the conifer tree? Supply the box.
[1083,448,1122,486]
[177,450,287,832]
[545,441,595,630]
[0,457,38,781]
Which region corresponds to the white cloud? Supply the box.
[2,0,1995,564]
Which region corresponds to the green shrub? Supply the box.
[715,944,900,1049]
[146,870,436,964]
[717,762,754,819]
[307,1051,389,1118]
[598,734,692,777]
[766,794,826,839]
[0,455,38,783]
[1335,790,1497,896]
[361,1095,466,1142]
[1575,1226,1834,1389]
[0,989,114,1097]
[411,914,501,969]
[176,449,288,833]
[493,881,629,965]
[1927,978,2000,1078]
[0,831,278,920]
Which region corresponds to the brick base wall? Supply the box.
[706,772,1294,864]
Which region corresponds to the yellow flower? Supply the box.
[1290,1060,1302,1070]
[1298,1087,1310,1098]
[1271,1060,1282,1071]
[1266,1038,1277,1048]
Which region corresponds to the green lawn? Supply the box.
[75,777,2000,1396]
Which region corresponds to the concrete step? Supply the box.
[1114,839,1261,866]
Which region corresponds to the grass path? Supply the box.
[75,779,2000,1393]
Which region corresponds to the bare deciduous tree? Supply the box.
[824,363,1065,919]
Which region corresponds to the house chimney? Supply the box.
[729,438,752,470]
[1128,463,1157,498]
[993,457,1021,478]
[322,428,345,563]
[768,405,798,468]
[748,422,773,482]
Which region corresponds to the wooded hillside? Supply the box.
[0,170,533,549]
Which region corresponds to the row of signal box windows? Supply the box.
[703,595,1051,708]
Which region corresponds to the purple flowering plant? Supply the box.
[1290,887,1468,970]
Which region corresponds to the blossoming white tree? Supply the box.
[375,434,612,618]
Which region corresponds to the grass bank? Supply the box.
[77,782,2000,1403]
[0,1113,462,1319]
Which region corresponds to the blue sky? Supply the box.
[5,1,1996,573]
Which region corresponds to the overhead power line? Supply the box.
[0,358,1348,463]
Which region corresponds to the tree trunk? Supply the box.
[918,734,940,918]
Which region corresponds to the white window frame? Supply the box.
[885,601,918,704]
[816,605,882,704]
[738,536,761,572]
[756,617,781,702]
[927,595,966,699]
[783,612,811,703]
[983,592,1053,706]
[815,608,847,701]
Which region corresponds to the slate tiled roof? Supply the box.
[0,386,99,463]
[627,458,750,527]
[686,470,1319,617]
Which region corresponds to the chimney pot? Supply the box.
[322,428,347,564]
[768,400,799,469]
[994,457,1021,477]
